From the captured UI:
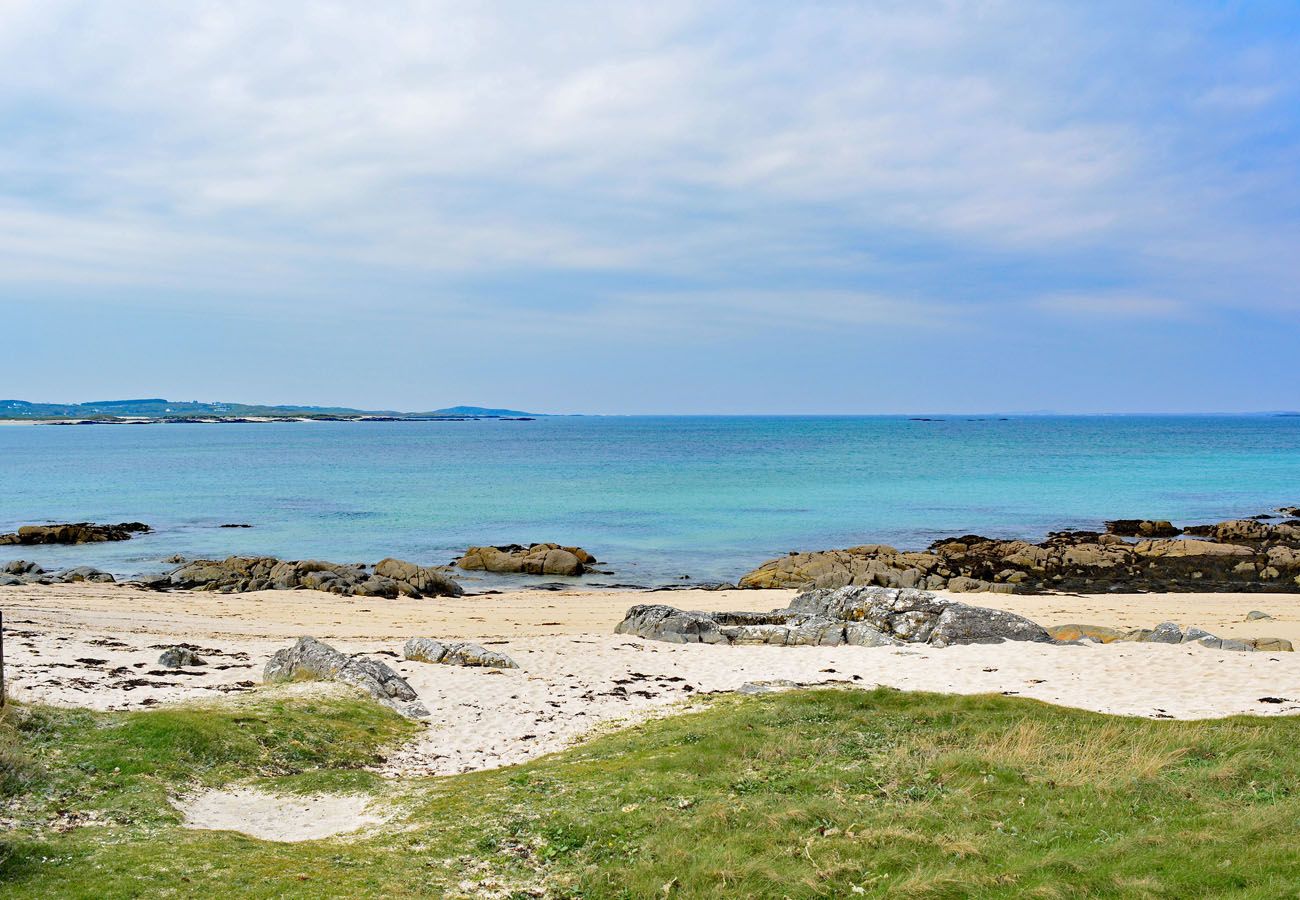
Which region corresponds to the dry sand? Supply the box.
[177,786,385,842]
[4,582,1300,777]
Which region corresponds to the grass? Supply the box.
[2,686,1299,898]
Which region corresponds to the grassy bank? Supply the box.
[2,686,1298,897]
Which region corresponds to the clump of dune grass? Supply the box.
[2,687,1299,898]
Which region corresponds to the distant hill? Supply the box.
[421,406,536,417]
[0,399,541,420]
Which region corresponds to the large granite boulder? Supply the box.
[0,522,150,545]
[403,638,519,669]
[615,586,1050,648]
[455,543,595,576]
[374,558,464,597]
[156,555,462,598]
[264,636,428,717]
[738,518,1300,594]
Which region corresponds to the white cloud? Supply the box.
[0,0,1296,325]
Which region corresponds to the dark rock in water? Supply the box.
[154,555,463,598]
[1105,519,1180,537]
[738,517,1300,594]
[403,638,518,669]
[0,522,150,545]
[158,646,206,667]
[264,636,428,717]
[615,585,1050,648]
[219,523,253,528]
[525,582,571,591]
[455,543,596,576]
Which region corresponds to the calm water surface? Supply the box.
[2,416,1298,585]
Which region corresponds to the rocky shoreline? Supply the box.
[739,514,1300,594]
[5,511,1300,597]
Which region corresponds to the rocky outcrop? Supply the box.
[0,522,150,545]
[0,560,115,586]
[1045,621,1293,652]
[154,556,463,598]
[455,544,596,577]
[403,638,519,669]
[1105,519,1180,537]
[738,519,1300,594]
[615,585,1050,648]
[264,636,428,717]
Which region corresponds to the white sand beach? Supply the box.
[3,582,1300,776]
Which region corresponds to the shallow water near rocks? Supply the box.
[3,415,1298,585]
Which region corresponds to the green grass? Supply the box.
[3,687,1299,898]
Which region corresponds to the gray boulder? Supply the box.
[0,574,20,586]
[403,638,519,669]
[1147,622,1184,644]
[3,560,42,575]
[264,636,429,717]
[158,647,206,667]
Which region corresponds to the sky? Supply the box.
[1,1,1298,414]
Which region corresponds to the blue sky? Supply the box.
[1,1,1298,413]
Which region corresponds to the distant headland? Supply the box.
[0,398,541,424]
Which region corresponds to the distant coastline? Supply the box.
[0,398,541,424]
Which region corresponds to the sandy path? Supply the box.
[4,583,1300,776]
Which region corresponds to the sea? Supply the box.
[2,415,1298,587]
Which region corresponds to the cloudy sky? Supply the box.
[2,1,1298,413]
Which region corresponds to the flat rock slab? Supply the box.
[177,787,384,842]
[616,585,1051,648]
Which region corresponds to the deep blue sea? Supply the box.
[2,416,1298,586]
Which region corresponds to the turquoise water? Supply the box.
[1,416,1298,585]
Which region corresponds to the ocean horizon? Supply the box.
[3,413,1298,586]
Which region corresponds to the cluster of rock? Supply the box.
[616,585,1051,648]
[1046,622,1292,652]
[738,518,1300,594]
[0,560,115,586]
[142,556,463,598]
[403,638,518,669]
[455,543,596,577]
[264,636,429,717]
[0,521,150,545]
